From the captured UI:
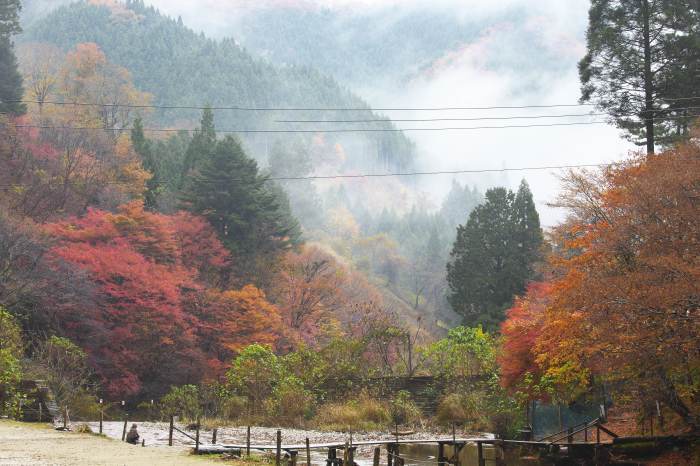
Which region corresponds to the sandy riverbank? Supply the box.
[0,420,220,465]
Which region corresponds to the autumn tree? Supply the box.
[56,42,151,131]
[17,42,63,111]
[447,181,543,330]
[539,143,700,429]
[45,202,214,397]
[499,283,553,400]
[192,285,283,376]
[273,245,348,340]
[579,0,700,153]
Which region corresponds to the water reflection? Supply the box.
[312,443,496,466]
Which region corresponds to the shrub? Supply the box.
[389,390,421,426]
[75,423,93,433]
[68,391,102,420]
[266,376,314,425]
[0,308,23,418]
[436,392,488,430]
[160,384,202,421]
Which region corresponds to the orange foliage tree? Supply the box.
[192,286,283,375]
[533,142,700,429]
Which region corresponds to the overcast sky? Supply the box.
[140,0,634,225]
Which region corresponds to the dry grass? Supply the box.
[313,395,390,432]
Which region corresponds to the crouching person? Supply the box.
[126,424,140,445]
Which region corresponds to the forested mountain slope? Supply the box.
[21,0,415,171]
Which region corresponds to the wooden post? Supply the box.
[122,416,128,441]
[584,424,588,443]
[169,416,174,446]
[438,442,445,466]
[212,428,218,444]
[63,406,68,430]
[195,418,200,453]
[386,444,393,466]
[558,404,563,432]
[596,424,600,444]
[452,422,456,444]
[373,447,381,466]
[477,442,485,466]
[567,427,573,444]
[99,409,103,434]
[247,426,251,457]
[306,438,312,466]
[276,430,282,466]
[141,439,145,447]
[343,442,348,466]
[348,446,355,466]
[38,403,42,423]
[290,451,298,466]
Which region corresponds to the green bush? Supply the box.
[389,390,421,426]
[68,391,103,421]
[0,308,23,418]
[227,344,282,416]
[160,384,202,421]
[266,376,314,425]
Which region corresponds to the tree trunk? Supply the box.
[659,372,698,431]
[642,0,655,154]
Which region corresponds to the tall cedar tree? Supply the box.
[579,0,700,153]
[0,0,25,115]
[447,180,542,330]
[131,117,160,210]
[181,106,216,184]
[181,133,301,283]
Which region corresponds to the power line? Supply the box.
[276,107,700,123]
[11,99,594,112]
[8,111,700,134]
[7,121,612,134]
[0,162,623,189]
[264,162,625,181]
[12,95,700,112]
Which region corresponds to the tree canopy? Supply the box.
[447,181,543,330]
[579,0,700,153]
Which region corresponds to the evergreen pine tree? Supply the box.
[513,180,543,282]
[181,135,301,283]
[446,181,543,330]
[131,117,160,210]
[0,0,25,116]
[180,106,216,184]
[579,0,700,153]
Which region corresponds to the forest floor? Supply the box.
[0,420,221,465]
